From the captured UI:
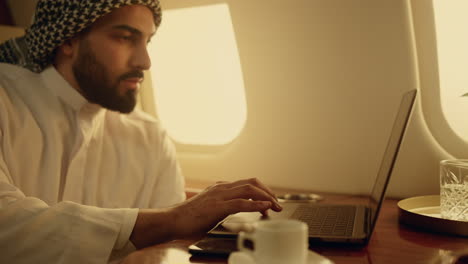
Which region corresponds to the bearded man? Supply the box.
[0,1,281,263]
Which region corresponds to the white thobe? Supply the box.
[0,63,186,263]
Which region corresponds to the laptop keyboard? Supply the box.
[290,205,356,237]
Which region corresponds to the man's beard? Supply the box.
[72,40,143,113]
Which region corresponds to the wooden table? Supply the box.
[121,190,468,264]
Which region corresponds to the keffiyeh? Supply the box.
[0,0,161,73]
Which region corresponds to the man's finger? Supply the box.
[219,178,278,201]
[215,181,228,184]
[224,199,273,215]
[220,184,282,211]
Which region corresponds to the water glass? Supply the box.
[440,159,468,221]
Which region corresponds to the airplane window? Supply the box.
[147,3,247,146]
[432,0,468,142]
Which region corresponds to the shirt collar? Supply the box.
[40,66,103,115]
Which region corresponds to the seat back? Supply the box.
[0,25,24,43]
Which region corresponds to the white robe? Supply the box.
[0,63,186,263]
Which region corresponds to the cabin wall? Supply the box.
[160,0,450,198]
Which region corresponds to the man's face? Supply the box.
[71,5,156,113]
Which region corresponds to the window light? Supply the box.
[148,3,247,146]
[433,0,468,142]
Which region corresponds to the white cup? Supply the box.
[237,219,308,264]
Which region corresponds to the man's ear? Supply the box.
[57,38,79,57]
[53,37,81,70]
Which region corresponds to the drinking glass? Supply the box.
[440,159,468,221]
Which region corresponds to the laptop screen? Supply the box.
[367,90,417,235]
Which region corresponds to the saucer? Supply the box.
[228,250,334,264]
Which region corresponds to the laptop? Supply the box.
[209,89,417,245]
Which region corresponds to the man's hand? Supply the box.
[170,178,283,239]
[129,178,282,249]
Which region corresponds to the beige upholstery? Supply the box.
[138,70,157,116]
[0,25,24,43]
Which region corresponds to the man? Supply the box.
[0,1,282,263]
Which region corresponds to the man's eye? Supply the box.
[116,35,134,42]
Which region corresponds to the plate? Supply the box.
[228,250,334,264]
[397,195,468,237]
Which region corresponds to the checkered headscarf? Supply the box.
[0,0,161,73]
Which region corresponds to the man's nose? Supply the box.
[130,45,151,70]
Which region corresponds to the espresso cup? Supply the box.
[237,219,308,264]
